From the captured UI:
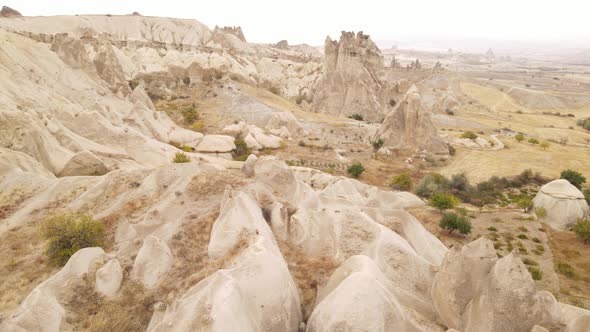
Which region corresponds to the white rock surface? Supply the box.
[195,135,236,153]
[95,259,123,297]
[130,235,173,288]
[533,179,589,230]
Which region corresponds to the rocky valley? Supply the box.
[1,5,590,332]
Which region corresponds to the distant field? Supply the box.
[440,138,590,182]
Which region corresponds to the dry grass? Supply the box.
[547,228,590,309]
[277,240,338,320]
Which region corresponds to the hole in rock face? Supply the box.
[261,207,272,225]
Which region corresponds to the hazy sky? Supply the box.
[4,0,590,48]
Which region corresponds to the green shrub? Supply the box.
[535,207,547,220]
[583,188,590,206]
[430,192,459,212]
[573,219,590,244]
[517,197,533,212]
[517,234,528,240]
[391,172,413,191]
[439,212,472,235]
[347,163,365,178]
[181,145,193,152]
[523,257,539,266]
[515,133,525,142]
[41,213,105,266]
[488,226,498,232]
[461,131,478,140]
[528,266,543,280]
[560,169,586,189]
[528,138,539,145]
[232,139,252,161]
[415,173,450,198]
[540,141,550,150]
[128,79,140,90]
[173,152,190,163]
[371,139,384,151]
[555,262,576,278]
[181,105,199,125]
[576,118,590,131]
[349,113,364,121]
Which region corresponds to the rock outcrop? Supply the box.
[533,179,590,230]
[373,85,448,154]
[0,5,22,17]
[312,31,386,121]
[431,238,562,332]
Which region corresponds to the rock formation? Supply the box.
[312,31,386,121]
[0,5,22,17]
[373,85,448,154]
[533,179,590,230]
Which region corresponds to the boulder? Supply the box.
[1,248,105,332]
[240,154,258,177]
[533,179,589,230]
[130,235,173,288]
[95,259,123,297]
[565,315,590,332]
[195,135,236,153]
[57,150,109,177]
[373,85,448,154]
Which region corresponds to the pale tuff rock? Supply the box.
[0,248,105,332]
[149,188,302,332]
[0,5,22,17]
[95,259,123,297]
[221,121,284,149]
[531,326,549,332]
[565,315,590,332]
[312,31,386,121]
[560,303,590,328]
[240,154,258,177]
[57,150,109,177]
[432,238,562,332]
[373,85,448,154]
[130,235,173,288]
[195,135,236,153]
[533,179,589,230]
[308,255,439,332]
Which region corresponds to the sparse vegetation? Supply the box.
[576,118,590,131]
[517,197,533,212]
[439,212,472,235]
[347,163,365,178]
[173,152,190,163]
[528,138,539,145]
[572,219,590,244]
[528,266,543,280]
[461,131,478,140]
[181,104,199,125]
[232,139,252,161]
[535,207,547,220]
[371,139,384,151]
[391,172,413,191]
[555,262,576,278]
[349,113,364,121]
[430,192,459,212]
[560,169,586,189]
[41,213,105,266]
[515,133,525,142]
[540,141,550,150]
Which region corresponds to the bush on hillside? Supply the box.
[181,105,199,125]
[232,139,252,161]
[42,213,105,266]
[173,152,191,163]
[461,131,478,140]
[349,113,364,121]
[430,192,459,212]
[391,172,413,191]
[347,163,365,178]
[573,219,590,244]
[371,139,384,151]
[439,212,472,235]
[560,169,586,189]
[515,133,525,142]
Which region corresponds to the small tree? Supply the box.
[517,197,533,212]
[391,173,413,191]
[540,141,550,150]
[232,139,252,161]
[461,131,478,140]
[347,163,365,178]
[349,113,364,121]
[430,192,459,212]
[560,169,586,189]
[515,133,525,142]
[528,138,539,145]
[439,212,472,235]
[42,213,105,266]
[173,152,191,163]
[583,188,590,206]
[534,207,547,220]
[573,219,590,244]
[371,139,384,151]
